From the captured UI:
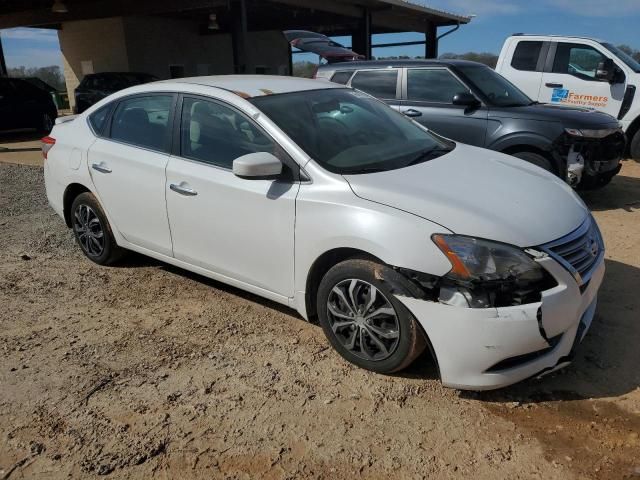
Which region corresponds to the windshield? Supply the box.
[456,65,533,107]
[602,43,640,73]
[249,88,454,174]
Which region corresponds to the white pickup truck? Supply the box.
[496,34,640,159]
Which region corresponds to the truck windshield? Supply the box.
[249,88,454,174]
[456,65,532,107]
[602,43,640,73]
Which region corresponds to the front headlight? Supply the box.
[432,234,544,283]
[565,127,621,138]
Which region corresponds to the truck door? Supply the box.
[499,39,548,101]
[541,42,626,117]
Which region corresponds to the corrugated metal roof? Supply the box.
[379,0,472,23]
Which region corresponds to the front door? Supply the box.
[165,96,298,298]
[540,42,626,117]
[400,68,488,146]
[88,93,175,256]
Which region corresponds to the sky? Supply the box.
[2,0,640,69]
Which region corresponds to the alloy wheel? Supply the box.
[326,279,400,361]
[73,204,105,257]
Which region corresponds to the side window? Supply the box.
[406,69,469,103]
[110,95,173,152]
[553,43,607,80]
[82,76,96,89]
[180,97,278,169]
[511,41,543,71]
[88,104,112,135]
[331,71,353,85]
[350,70,398,99]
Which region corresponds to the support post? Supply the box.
[425,22,437,59]
[351,7,371,59]
[0,35,7,77]
[231,0,248,74]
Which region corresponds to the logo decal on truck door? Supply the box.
[551,88,609,108]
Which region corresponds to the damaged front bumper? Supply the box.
[395,255,605,391]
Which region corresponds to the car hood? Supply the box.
[343,144,588,247]
[489,103,620,129]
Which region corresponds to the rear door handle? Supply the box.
[402,109,422,118]
[91,163,112,174]
[545,83,563,88]
[170,183,198,196]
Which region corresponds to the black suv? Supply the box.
[316,59,625,188]
[74,72,157,113]
[0,77,57,133]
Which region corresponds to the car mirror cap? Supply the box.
[452,92,480,106]
[232,152,283,179]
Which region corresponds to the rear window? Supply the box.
[511,41,543,71]
[88,105,112,135]
[330,71,353,85]
[350,70,398,99]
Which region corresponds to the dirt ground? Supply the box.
[1,144,639,479]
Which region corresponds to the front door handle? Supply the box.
[170,183,198,196]
[91,163,112,174]
[402,109,422,118]
[545,82,563,88]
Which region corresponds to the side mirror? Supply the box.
[595,58,616,83]
[233,151,282,179]
[452,92,480,107]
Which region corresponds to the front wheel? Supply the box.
[511,151,555,173]
[316,259,426,373]
[71,192,124,265]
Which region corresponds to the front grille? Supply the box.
[539,216,604,286]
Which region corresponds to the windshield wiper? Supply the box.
[341,166,388,174]
[406,147,452,167]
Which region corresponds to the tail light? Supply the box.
[41,136,56,160]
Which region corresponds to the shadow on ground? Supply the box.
[581,165,640,212]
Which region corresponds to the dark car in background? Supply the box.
[0,77,58,133]
[74,72,158,113]
[316,59,626,188]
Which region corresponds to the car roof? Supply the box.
[160,75,344,98]
[317,59,485,70]
[87,72,155,77]
[508,34,605,43]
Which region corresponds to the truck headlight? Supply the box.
[432,234,544,283]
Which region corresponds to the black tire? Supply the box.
[511,151,555,173]
[317,259,426,374]
[70,192,124,265]
[630,129,640,162]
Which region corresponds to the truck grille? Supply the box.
[538,216,604,286]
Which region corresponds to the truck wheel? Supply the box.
[631,129,640,162]
[316,259,427,374]
[511,151,554,173]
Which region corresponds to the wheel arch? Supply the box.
[626,113,640,158]
[62,183,91,227]
[304,247,382,322]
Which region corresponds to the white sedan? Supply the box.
[43,75,604,390]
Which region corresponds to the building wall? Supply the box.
[58,15,291,109]
[58,17,130,109]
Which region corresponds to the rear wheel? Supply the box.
[316,259,426,373]
[630,129,640,162]
[71,192,124,265]
[511,151,555,173]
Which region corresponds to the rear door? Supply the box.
[348,68,402,110]
[541,41,626,117]
[400,67,488,146]
[88,93,175,256]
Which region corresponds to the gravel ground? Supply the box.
[1,161,639,479]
